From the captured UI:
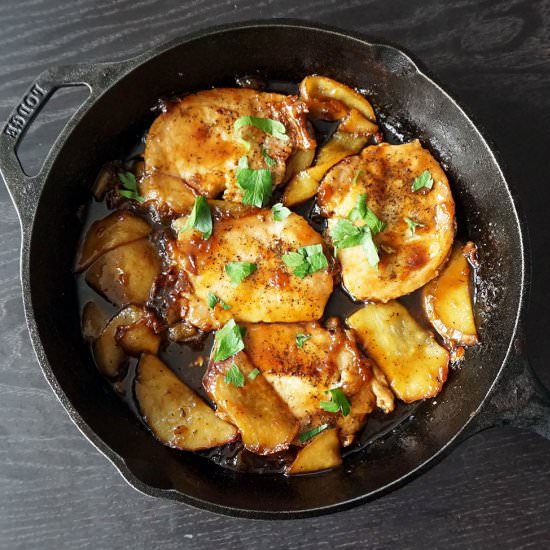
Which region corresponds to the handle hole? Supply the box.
[15,85,90,177]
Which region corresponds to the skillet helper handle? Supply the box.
[0,63,117,227]
[463,331,550,440]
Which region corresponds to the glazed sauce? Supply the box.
[75,77,474,474]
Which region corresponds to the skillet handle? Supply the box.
[462,331,550,440]
[0,63,120,229]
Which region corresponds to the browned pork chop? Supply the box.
[144,88,315,204]
[163,208,334,331]
[318,140,455,302]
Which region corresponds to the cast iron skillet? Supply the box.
[1,21,549,519]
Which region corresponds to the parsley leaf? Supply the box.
[411,170,434,192]
[248,368,260,381]
[347,194,367,222]
[207,291,231,310]
[282,251,310,278]
[272,202,291,221]
[117,172,145,203]
[320,388,351,417]
[181,196,212,239]
[298,423,329,444]
[224,363,245,387]
[235,156,272,207]
[234,116,289,141]
[225,261,257,286]
[213,319,245,362]
[330,220,380,268]
[348,193,386,234]
[262,147,276,167]
[360,226,380,268]
[365,209,387,235]
[330,219,364,249]
[305,245,329,273]
[404,216,425,237]
[295,333,311,349]
[282,244,328,279]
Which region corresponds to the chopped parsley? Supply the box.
[361,227,380,268]
[348,193,386,235]
[117,172,144,203]
[282,244,328,279]
[320,387,351,417]
[248,368,260,381]
[329,220,380,269]
[225,261,257,286]
[329,191,385,269]
[411,170,434,192]
[181,196,212,239]
[207,292,231,310]
[235,156,272,207]
[272,202,291,221]
[234,116,289,142]
[298,423,330,444]
[330,219,364,248]
[213,319,245,362]
[262,147,276,167]
[224,363,245,387]
[404,216,425,237]
[295,333,311,349]
[329,219,380,269]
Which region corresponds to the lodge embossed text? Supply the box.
[3,83,47,139]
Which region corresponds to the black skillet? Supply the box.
[1,21,549,519]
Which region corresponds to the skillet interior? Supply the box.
[25,24,524,516]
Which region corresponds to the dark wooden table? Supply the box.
[1,1,549,548]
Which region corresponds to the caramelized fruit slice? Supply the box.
[348,301,449,403]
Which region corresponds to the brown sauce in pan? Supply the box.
[75,77,476,474]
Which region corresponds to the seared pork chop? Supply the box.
[144,88,315,204]
[318,140,455,302]
[162,208,334,331]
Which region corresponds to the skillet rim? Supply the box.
[13,19,528,519]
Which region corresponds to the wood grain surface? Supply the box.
[1,0,550,548]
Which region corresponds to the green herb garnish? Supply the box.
[225,261,257,286]
[404,216,425,237]
[207,292,231,310]
[295,333,311,349]
[248,368,260,381]
[117,172,145,203]
[298,423,329,444]
[262,147,276,167]
[282,244,328,279]
[282,251,311,279]
[411,170,434,192]
[235,156,272,207]
[329,220,380,268]
[234,116,289,141]
[335,193,384,268]
[213,319,245,362]
[348,193,386,235]
[224,363,245,387]
[272,202,291,221]
[360,226,380,268]
[181,196,212,239]
[320,388,351,417]
[330,219,364,248]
